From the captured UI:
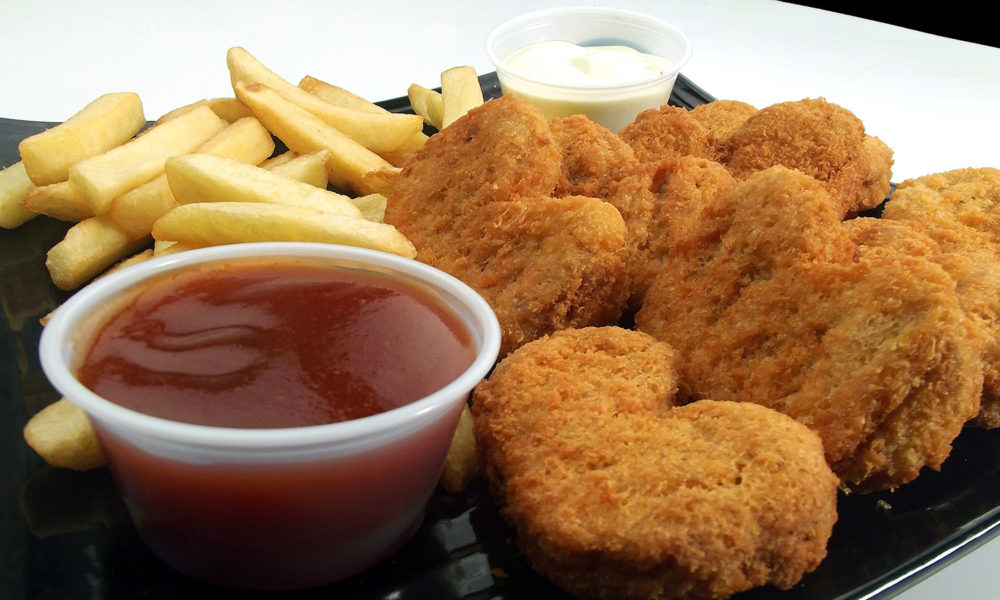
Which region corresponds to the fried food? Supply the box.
[550,114,638,199]
[607,156,737,309]
[618,104,716,164]
[688,99,757,142]
[882,167,1000,427]
[718,98,893,217]
[386,95,628,356]
[473,326,838,600]
[636,166,983,491]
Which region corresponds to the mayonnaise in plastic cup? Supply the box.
[39,242,501,590]
[486,7,692,132]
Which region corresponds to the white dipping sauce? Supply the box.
[497,40,677,132]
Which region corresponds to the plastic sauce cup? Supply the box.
[39,242,501,590]
[485,7,692,132]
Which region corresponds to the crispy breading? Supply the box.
[473,327,838,600]
[719,98,893,217]
[688,99,758,143]
[882,167,1000,427]
[618,105,716,164]
[550,114,638,200]
[386,95,628,356]
[607,156,737,309]
[636,167,983,491]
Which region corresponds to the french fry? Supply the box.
[23,398,104,471]
[46,215,150,290]
[258,151,297,169]
[227,47,423,155]
[0,161,38,228]
[18,92,145,186]
[298,75,385,113]
[165,153,363,218]
[350,193,387,223]
[439,405,479,493]
[108,116,276,238]
[152,202,416,258]
[440,66,484,128]
[155,97,254,126]
[21,180,94,222]
[264,150,329,188]
[69,105,227,215]
[234,81,398,195]
[407,83,445,130]
[153,240,189,256]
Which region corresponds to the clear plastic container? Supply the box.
[39,242,501,590]
[485,7,692,132]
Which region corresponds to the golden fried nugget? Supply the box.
[883,167,1000,427]
[550,114,638,199]
[607,156,737,309]
[636,167,982,491]
[719,98,893,217]
[473,327,838,600]
[387,96,628,356]
[617,104,716,164]
[688,99,758,142]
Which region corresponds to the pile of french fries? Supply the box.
[6,48,487,491]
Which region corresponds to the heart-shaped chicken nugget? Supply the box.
[473,327,838,600]
[386,95,628,356]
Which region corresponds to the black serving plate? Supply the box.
[3,74,999,600]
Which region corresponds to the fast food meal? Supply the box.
[473,327,838,600]
[385,95,629,356]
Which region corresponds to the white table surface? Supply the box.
[3,1,998,598]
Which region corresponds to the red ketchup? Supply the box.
[77,258,476,589]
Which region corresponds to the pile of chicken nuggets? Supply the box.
[384,93,999,599]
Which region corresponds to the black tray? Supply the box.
[3,74,999,600]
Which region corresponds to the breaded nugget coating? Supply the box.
[688,99,758,143]
[387,96,629,356]
[883,167,1000,427]
[607,156,737,309]
[719,98,893,217]
[473,327,838,600]
[636,167,983,491]
[551,114,639,200]
[618,105,716,164]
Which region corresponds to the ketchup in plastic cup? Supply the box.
[39,242,501,590]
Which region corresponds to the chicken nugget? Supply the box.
[473,327,838,600]
[607,156,737,309]
[883,167,1000,427]
[688,99,758,143]
[550,114,638,200]
[618,104,716,164]
[387,96,628,356]
[636,167,983,491]
[719,98,893,217]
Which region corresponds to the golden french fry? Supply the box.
[46,215,150,290]
[152,240,189,256]
[298,75,385,113]
[20,180,93,222]
[165,153,362,217]
[152,202,416,258]
[23,398,105,471]
[69,105,227,215]
[108,116,276,238]
[227,47,423,155]
[155,97,254,126]
[0,161,38,228]
[350,193,387,223]
[259,151,297,169]
[265,150,329,188]
[439,405,479,493]
[440,66,484,128]
[19,92,145,186]
[408,83,445,130]
[234,81,398,195]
